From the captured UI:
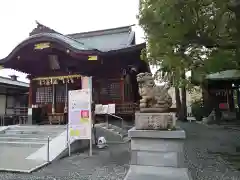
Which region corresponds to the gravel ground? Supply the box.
[180,122,240,180]
[1,122,240,180]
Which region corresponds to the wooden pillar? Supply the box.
[121,78,124,103]
[5,88,8,115]
[52,84,55,114]
[64,83,68,113]
[28,80,33,108]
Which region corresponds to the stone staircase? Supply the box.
[0,125,65,146]
[0,125,66,172]
[0,122,131,172]
[94,123,130,143]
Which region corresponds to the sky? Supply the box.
[0,0,146,83]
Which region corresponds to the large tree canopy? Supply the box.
[138,0,240,120]
[138,0,240,80]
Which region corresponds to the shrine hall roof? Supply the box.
[0,22,145,68]
[67,25,136,52]
[28,22,137,52]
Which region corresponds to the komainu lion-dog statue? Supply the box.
[136,72,172,113]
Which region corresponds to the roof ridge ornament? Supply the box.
[29,21,58,36]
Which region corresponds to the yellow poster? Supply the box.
[70,129,80,137]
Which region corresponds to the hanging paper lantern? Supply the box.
[39,80,43,86]
[53,79,58,84]
[50,78,53,85]
[64,106,67,113]
[46,80,50,86]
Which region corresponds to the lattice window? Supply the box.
[36,86,53,103]
[98,79,121,103]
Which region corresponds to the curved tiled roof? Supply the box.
[68,25,136,52]
[26,33,95,51]
[0,23,144,66]
[0,32,99,64]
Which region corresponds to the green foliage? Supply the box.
[204,49,238,73]
[138,0,240,85]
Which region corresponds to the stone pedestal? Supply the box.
[124,127,192,180]
[135,112,176,130]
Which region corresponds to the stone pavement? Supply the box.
[0,143,130,180]
[0,145,45,172]
[1,122,240,179]
[180,122,240,180]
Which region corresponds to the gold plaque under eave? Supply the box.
[88,55,98,60]
[34,42,50,50]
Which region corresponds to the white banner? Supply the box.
[68,89,92,140]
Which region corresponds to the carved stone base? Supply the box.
[135,112,176,130]
[140,108,169,113]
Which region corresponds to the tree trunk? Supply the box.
[179,86,187,121]
[175,87,181,117]
[179,71,187,121]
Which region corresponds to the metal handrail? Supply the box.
[106,113,124,128]
[47,136,50,162]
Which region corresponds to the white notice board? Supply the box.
[68,89,92,140]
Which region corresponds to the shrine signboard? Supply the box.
[34,42,50,50]
[68,89,92,140]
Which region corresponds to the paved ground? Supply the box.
[0,143,130,180]
[1,122,240,180]
[0,145,45,171]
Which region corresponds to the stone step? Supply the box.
[0,141,45,148]
[6,126,66,133]
[0,136,50,143]
[98,123,128,134]
[12,125,66,130]
[0,133,58,139]
[7,126,65,131]
[6,129,66,133]
[1,129,63,135]
[94,123,130,143]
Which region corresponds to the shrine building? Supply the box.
[0,22,149,125]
